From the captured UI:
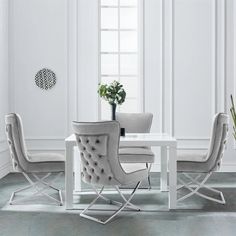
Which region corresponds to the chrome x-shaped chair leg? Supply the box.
[80,181,142,224]
[146,163,152,190]
[9,172,63,206]
[177,172,225,204]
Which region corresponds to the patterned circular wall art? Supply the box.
[35,68,56,90]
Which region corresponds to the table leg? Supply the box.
[160,146,168,191]
[65,141,74,209]
[169,145,177,209]
[74,147,82,192]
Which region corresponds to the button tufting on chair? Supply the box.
[72,121,148,224]
[86,139,89,143]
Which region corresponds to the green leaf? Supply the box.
[97,80,126,105]
[230,95,236,141]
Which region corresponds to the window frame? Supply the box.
[98,0,144,120]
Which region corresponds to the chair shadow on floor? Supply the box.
[1,172,236,213]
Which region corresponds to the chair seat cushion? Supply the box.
[177,152,211,172]
[26,153,65,173]
[122,167,148,185]
[28,153,65,162]
[121,163,147,173]
[119,147,154,163]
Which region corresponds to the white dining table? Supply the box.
[65,133,177,209]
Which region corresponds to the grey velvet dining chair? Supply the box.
[5,113,64,205]
[116,112,154,188]
[72,120,148,224]
[177,113,229,204]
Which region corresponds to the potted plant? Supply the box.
[98,80,126,120]
[230,95,236,140]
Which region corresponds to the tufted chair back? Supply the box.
[206,113,229,171]
[116,113,153,133]
[73,121,129,186]
[5,113,29,172]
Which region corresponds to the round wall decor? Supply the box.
[35,68,56,90]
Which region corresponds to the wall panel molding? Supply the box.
[27,148,65,152]
[25,138,65,152]
[5,0,231,168]
[163,0,174,135]
[151,162,236,172]
[212,0,217,115]
[160,0,164,132]
[0,161,10,179]
[67,0,78,134]
[25,137,64,141]
[216,0,227,112]
[0,139,8,153]
[166,0,226,147]
[144,0,163,133]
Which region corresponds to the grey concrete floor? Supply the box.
[1,173,236,236]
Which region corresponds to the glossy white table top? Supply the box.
[66,133,177,146]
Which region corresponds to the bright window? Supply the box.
[99,0,143,120]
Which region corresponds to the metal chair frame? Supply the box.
[177,172,225,204]
[146,163,152,189]
[80,181,141,225]
[9,172,63,206]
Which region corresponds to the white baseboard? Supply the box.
[150,163,236,173]
[219,163,236,172]
[0,161,10,179]
[0,146,11,178]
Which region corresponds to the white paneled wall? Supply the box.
[69,0,235,171]
[9,0,67,152]
[0,0,10,178]
[174,0,215,139]
[3,0,235,178]
[77,0,99,122]
[173,0,233,168]
[144,0,236,171]
[225,0,236,169]
[144,0,162,132]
